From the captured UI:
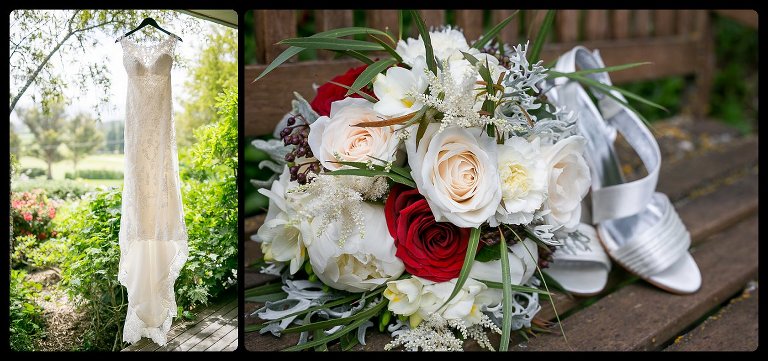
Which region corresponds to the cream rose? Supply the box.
[405,123,501,228]
[542,136,591,231]
[304,202,405,292]
[490,136,549,226]
[307,98,399,171]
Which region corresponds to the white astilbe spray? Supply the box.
[417,60,507,132]
[291,173,389,243]
[385,313,501,351]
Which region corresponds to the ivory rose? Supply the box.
[307,98,399,171]
[542,136,591,231]
[405,123,501,228]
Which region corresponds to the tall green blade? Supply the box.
[410,9,437,75]
[440,227,481,309]
[278,37,385,51]
[345,58,398,96]
[472,10,520,50]
[498,230,513,351]
[528,10,556,63]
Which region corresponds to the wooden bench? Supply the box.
[243,10,758,351]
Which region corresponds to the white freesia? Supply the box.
[542,136,591,231]
[304,202,404,292]
[468,239,539,285]
[373,59,429,117]
[254,167,311,275]
[490,137,548,226]
[307,97,399,171]
[416,277,496,327]
[383,277,423,316]
[405,123,501,228]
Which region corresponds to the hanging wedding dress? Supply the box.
[118,34,188,346]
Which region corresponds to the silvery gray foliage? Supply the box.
[485,279,542,331]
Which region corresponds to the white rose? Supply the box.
[542,136,591,231]
[416,277,492,327]
[383,277,423,316]
[307,97,400,171]
[490,136,548,226]
[468,238,539,285]
[405,123,501,228]
[304,202,405,292]
[254,167,310,274]
[373,59,429,117]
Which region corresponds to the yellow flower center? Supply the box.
[501,163,529,199]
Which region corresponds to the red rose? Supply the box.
[385,184,473,282]
[310,65,377,117]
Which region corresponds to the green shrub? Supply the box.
[9,269,46,351]
[11,179,94,201]
[21,167,46,178]
[10,189,59,241]
[65,169,124,180]
[13,235,71,270]
[59,187,126,351]
[177,86,239,307]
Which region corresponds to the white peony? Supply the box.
[542,136,591,231]
[307,97,399,171]
[490,137,548,226]
[254,167,311,275]
[405,123,501,228]
[304,202,405,292]
[468,239,539,285]
[383,277,423,316]
[373,59,429,117]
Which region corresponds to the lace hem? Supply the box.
[119,238,188,346]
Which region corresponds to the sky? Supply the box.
[10,11,233,129]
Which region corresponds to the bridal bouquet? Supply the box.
[248,11,593,351]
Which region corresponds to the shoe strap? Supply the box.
[608,193,691,276]
[551,223,611,269]
[553,46,662,223]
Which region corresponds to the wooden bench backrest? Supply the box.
[245,10,713,137]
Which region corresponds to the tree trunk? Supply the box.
[46,158,53,180]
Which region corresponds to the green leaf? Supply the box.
[243,282,283,298]
[282,300,387,351]
[475,244,501,262]
[478,280,552,295]
[327,168,417,188]
[254,27,392,82]
[369,34,403,63]
[245,292,288,303]
[334,49,375,65]
[398,10,404,41]
[415,115,430,148]
[331,159,414,182]
[410,9,437,75]
[528,10,556,63]
[549,62,652,77]
[282,297,385,334]
[549,70,668,112]
[499,231,513,351]
[327,81,379,103]
[278,37,385,51]
[345,58,398,96]
[440,227,481,309]
[472,10,520,50]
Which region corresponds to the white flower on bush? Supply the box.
[373,59,429,117]
[307,98,400,171]
[383,277,423,316]
[542,136,591,231]
[468,238,539,285]
[405,123,501,228]
[254,167,310,275]
[490,137,548,226]
[305,202,404,292]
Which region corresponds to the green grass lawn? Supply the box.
[20,153,125,187]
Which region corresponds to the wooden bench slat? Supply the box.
[556,10,579,43]
[315,10,354,60]
[664,284,758,351]
[455,10,484,41]
[524,10,546,41]
[585,10,609,40]
[493,9,519,45]
[519,214,758,351]
[419,9,445,31]
[612,10,631,39]
[633,10,652,38]
[254,10,297,64]
[366,10,399,35]
[654,10,677,37]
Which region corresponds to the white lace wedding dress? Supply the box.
[118,34,188,346]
